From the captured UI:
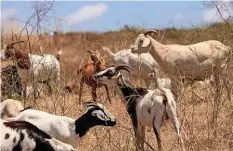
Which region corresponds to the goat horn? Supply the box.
[10,41,24,46]
[86,50,93,54]
[144,30,159,36]
[115,64,132,73]
[83,101,96,105]
[84,101,101,108]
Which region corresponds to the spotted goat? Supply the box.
[1,41,62,97]
[0,119,76,151]
[5,102,116,148]
[93,65,184,151]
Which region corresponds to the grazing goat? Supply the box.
[131,30,232,102]
[93,65,183,151]
[1,119,76,151]
[1,41,62,96]
[5,102,116,147]
[75,51,111,104]
[1,65,25,98]
[102,46,158,88]
[87,49,105,65]
[1,99,24,120]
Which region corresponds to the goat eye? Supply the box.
[107,70,113,75]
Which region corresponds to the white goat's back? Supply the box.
[112,49,158,77]
[29,54,60,80]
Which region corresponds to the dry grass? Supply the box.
[1,22,233,151]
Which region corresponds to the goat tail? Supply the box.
[101,46,115,57]
[158,86,175,107]
[159,86,181,136]
[55,49,63,61]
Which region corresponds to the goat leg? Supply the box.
[153,115,163,151]
[103,84,112,103]
[46,81,52,95]
[91,85,97,102]
[135,125,146,151]
[78,77,84,104]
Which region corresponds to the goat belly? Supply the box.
[136,102,154,127]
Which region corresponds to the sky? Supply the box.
[1,1,233,33]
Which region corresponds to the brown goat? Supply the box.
[77,52,112,104]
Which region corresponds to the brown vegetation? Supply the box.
[1,22,233,151]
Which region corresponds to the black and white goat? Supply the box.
[5,102,116,148]
[1,119,76,151]
[93,65,184,151]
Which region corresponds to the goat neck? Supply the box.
[14,49,31,69]
[74,111,103,137]
[116,77,148,104]
[116,76,148,129]
[148,36,168,67]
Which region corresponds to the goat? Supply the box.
[74,50,111,104]
[5,102,116,147]
[1,65,25,98]
[0,41,62,97]
[25,84,44,98]
[93,65,184,151]
[1,119,76,151]
[1,99,24,120]
[102,46,159,88]
[131,30,232,102]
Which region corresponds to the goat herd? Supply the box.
[1,30,232,151]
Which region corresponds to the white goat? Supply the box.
[93,65,184,151]
[0,41,62,96]
[1,119,76,151]
[102,46,159,88]
[131,30,232,102]
[5,102,116,147]
[1,99,24,120]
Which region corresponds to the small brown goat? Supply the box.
[77,51,112,104]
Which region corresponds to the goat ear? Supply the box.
[141,38,151,48]
[87,50,93,54]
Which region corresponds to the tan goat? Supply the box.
[131,30,232,102]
